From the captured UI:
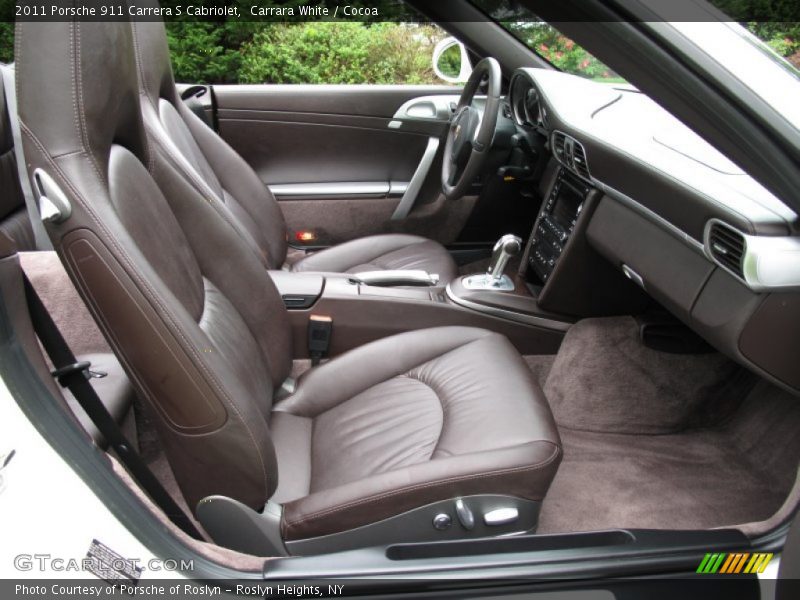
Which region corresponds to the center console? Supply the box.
[528,168,591,283]
[447,161,647,322]
[270,162,649,363]
[269,267,568,360]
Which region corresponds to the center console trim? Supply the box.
[445,282,572,332]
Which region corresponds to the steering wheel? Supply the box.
[442,57,502,200]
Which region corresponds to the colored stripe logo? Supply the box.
[697,552,773,574]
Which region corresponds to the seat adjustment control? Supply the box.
[454,497,475,530]
[432,513,452,530]
[483,507,519,526]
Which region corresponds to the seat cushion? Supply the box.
[270,326,562,541]
[290,234,458,283]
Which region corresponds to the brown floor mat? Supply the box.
[523,354,556,390]
[537,376,800,533]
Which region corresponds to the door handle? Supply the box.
[391,137,440,220]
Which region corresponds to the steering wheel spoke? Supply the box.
[447,159,460,186]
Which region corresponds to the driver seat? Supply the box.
[129,20,458,283]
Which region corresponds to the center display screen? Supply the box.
[550,180,584,231]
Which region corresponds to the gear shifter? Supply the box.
[462,234,522,291]
[488,234,523,282]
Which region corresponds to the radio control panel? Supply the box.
[529,168,591,282]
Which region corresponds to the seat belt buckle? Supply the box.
[50,361,107,387]
[308,315,333,366]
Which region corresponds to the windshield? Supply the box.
[472,0,799,85]
[499,21,626,83]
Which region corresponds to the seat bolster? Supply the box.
[291,234,458,282]
[273,326,496,418]
[281,441,561,541]
[269,412,313,504]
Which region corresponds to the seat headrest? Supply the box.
[15,19,148,171]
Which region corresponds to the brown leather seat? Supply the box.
[271,327,562,541]
[16,20,560,553]
[0,77,36,251]
[0,67,136,448]
[128,21,457,283]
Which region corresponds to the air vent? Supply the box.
[552,132,567,163]
[708,222,746,277]
[572,142,591,180]
[552,131,591,181]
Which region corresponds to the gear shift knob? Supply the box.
[461,234,523,291]
[487,234,523,282]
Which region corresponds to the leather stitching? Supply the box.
[128,22,155,173]
[399,373,446,461]
[285,442,561,528]
[19,22,266,501]
[20,124,272,501]
[74,22,106,187]
[283,330,496,417]
[143,114,268,269]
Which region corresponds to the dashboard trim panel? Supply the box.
[445,284,572,332]
[703,218,800,291]
[594,181,706,255]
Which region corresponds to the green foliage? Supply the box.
[237,22,445,84]
[749,22,800,67]
[165,22,239,83]
[163,21,447,85]
[1,0,797,80]
[0,22,13,64]
[436,44,462,78]
[709,1,800,66]
[502,22,620,82]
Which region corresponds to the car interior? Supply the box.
[2,2,800,573]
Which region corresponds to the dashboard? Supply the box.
[506,67,800,394]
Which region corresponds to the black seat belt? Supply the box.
[22,273,203,540]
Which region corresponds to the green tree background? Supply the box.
[167,21,448,84]
[162,18,798,84]
[0,2,797,82]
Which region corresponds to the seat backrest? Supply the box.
[130,19,288,270]
[0,75,35,251]
[16,20,292,512]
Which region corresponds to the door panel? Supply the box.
[219,117,429,185]
[213,84,473,247]
[214,84,458,116]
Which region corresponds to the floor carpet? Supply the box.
[535,355,800,533]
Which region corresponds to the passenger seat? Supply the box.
[16,20,561,555]
[0,65,137,447]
